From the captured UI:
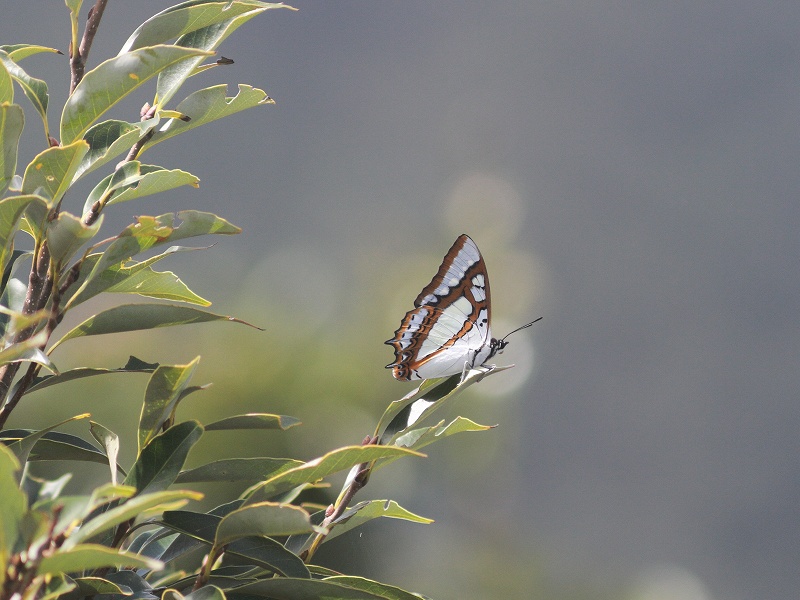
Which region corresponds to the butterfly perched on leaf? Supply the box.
[386,234,540,381]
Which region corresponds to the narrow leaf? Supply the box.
[0,44,62,62]
[0,195,46,275]
[50,304,258,353]
[325,577,428,600]
[0,103,24,195]
[27,356,158,394]
[138,358,200,453]
[38,544,162,574]
[75,118,156,181]
[105,265,210,305]
[0,444,25,567]
[145,84,274,150]
[66,211,240,309]
[244,445,425,504]
[230,578,386,600]
[73,577,134,596]
[175,457,303,483]
[124,420,203,495]
[205,413,301,431]
[90,421,121,484]
[60,45,212,144]
[326,500,432,544]
[64,490,202,548]
[0,50,49,137]
[4,413,89,472]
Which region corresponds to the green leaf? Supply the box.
[175,457,303,483]
[0,103,24,195]
[50,304,258,353]
[65,211,241,309]
[75,118,157,181]
[105,265,210,305]
[0,195,46,275]
[39,575,76,600]
[327,500,432,543]
[391,416,493,453]
[64,244,207,309]
[20,140,90,205]
[138,357,200,453]
[324,577,427,600]
[215,502,321,547]
[60,45,212,144]
[377,366,512,443]
[27,355,158,394]
[244,445,425,504]
[0,44,62,62]
[23,431,112,469]
[144,84,274,150]
[185,586,226,600]
[64,489,203,548]
[37,544,162,575]
[228,578,388,600]
[46,210,103,266]
[0,60,13,104]
[0,50,49,138]
[205,413,301,431]
[83,162,199,214]
[73,576,134,597]
[124,420,203,495]
[122,2,293,52]
[90,421,121,485]
[0,330,56,373]
[0,444,25,570]
[160,507,309,578]
[4,413,89,472]
[120,2,295,107]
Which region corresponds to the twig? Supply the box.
[70,0,109,93]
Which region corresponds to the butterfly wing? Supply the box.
[386,234,493,381]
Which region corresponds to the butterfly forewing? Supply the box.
[386,235,494,381]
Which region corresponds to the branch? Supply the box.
[70,0,109,93]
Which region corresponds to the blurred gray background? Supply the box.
[3,2,799,599]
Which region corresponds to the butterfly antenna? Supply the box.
[500,316,542,342]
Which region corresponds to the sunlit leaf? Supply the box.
[90,421,121,484]
[105,263,210,306]
[0,50,49,138]
[65,211,241,309]
[75,118,157,181]
[64,489,203,548]
[46,210,103,266]
[215,501,321,547]
[0,60,12,104]
[27,355,158,394]
[326,500,432,544]
[0,195,46,275]
[20,140,89,205]
[60,45,212,144]
[83,162,199,214]
[324,577,428,600]
[73,577,134,597]
[138,358,200,453]
[229,578,387,600]
[50,304,258,353]
[0,330,57,373]
[37,544,162,574]
[0,103,24,196]
[0,44,62,62]
[124,420,203,495]
[144,84,274,150]
[244,445,425,504]
[4,413,89,473]
[205,413,301,431]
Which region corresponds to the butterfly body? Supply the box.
[386,234,509,381]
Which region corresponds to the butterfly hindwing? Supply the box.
[386,234,495,381]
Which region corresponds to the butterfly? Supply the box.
[386,234,540,381]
